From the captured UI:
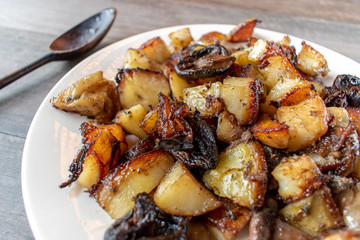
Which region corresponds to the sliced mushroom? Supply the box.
[325,74,360,108]
[104,192,188,240]
[175,43,235,80]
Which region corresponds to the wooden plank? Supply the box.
[0,133,33,240]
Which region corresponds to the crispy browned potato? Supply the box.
[183,81,224,117]
[52,71,120,123]
[140,36,171,65]
[91,149,174,219]
[275,95,328,152]
[251,114,290,149]
[113,104,148,139]
[228,18,259,42]
[261,78,317,115]
[123,48,151,70]
[139,107,158,137]
[322,230,360,240]
[116,68,171,111]
[169,69,194,100]
[61,123,128,189]
[168,27,193,53]
[272,154,326,203]
[232,48,254,66]
[296,41,328,77]
[216,110,244,143]
[280,186,344,236]
[259,55,301,90]
[346,107,360,135]
[221,77,262,125]
[204,202,251,240]
[203,140,267,209]
[198,31,227,46]
[154,161,222,216]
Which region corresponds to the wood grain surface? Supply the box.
[0,0,359,239]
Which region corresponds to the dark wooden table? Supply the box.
[1,0,359,239]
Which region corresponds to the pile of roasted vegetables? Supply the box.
[52,18,360,239]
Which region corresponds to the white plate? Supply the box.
[22,24,360,240]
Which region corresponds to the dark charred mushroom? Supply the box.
[104,192,188,240]
[325,74,360,108]
[175,43,235,80]
[120,137,156,163]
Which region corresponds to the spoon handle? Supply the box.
[0,53,56,89]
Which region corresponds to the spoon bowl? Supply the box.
[0,8,117,89]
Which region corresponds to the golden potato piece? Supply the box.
[169,27,193,53]
[346,107,360,135]
[221,77,262,125]
[123,48,151,70]
[251,114,290,149]
[216,110,244,143]
[259,55,301,90]
[154,161,222,216]
[272,154,326,203]
[203,141,267,209]
[169,69,194,100]
[205,202,251,240]
[183,81,224,117]
[327,107,350,127]
[275,95,328,152]
[232,48,254,66]
[228,18,259,42]
[296,41,328,77]
[198,31,227,46]
[116,68,171,111]
[52,71,120,123]
[61,123,127,189]
[280,186,344,236]
[139,107,158,137]
[113,104,148,139]
[140,36,171,64]
[261,78,317,115]
[91,149,174,219]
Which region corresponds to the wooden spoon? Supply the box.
[0,8,116,89]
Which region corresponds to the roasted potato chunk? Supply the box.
[296,41,328,77]
[140,36,171,65]
[261,77,317,115]
[139,107,158,137]
[203,141,267,209]
[221,77,262,125]
[52,71,120,123]
[272,154,326,202]
[91,149,174,219]
[228,18,259,42]
[205,202,251,240]
[275,95,328,152]
[116,68,171,111]
[216,110,244,143]
[60,123,127,189]
[168,27,193,53]
[198,31,227,46]
[154,161,222,216]
[346,107,360,135]
[183,81,224,117]
[123,48,151,70]
[280,186,344,236]
[113,104,148,139]
[251,114,290,149]
[327,107,350,127]
[169,69,194,100]
[259,55,301,90]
